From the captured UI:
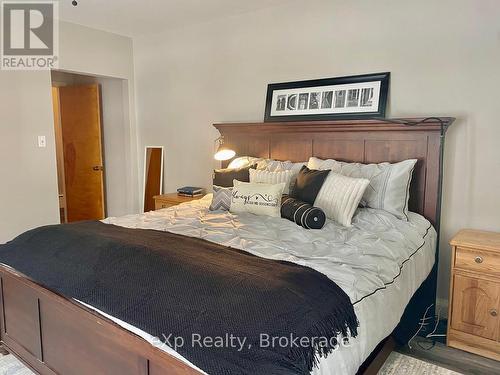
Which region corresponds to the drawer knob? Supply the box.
[474,256,483,264]
[490,309,498,317]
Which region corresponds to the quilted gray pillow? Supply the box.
[209,185,233,211]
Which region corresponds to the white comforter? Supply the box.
[99,195,435,375]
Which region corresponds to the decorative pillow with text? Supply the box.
[230,180,285,217]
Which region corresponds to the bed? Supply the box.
[0,118,454,375]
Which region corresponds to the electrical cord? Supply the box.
[407,302,448,351]
[407,304,434,350]
[426,306,446,339]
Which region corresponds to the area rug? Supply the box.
[379,352,463,375]
[0,354,34,375]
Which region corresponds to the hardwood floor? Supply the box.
[398,341,500,375]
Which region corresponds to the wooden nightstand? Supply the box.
[153,193,204,210]
[447,229,500,361]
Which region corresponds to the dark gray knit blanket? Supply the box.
[0,221,358,374]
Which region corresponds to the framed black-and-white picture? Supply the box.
[264,72,390,122]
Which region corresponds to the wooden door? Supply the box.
[58,84,105,222]
[451,274,500,341]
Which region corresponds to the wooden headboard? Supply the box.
[214,118,454,227]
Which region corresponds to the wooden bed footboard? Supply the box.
[0,266,200,375]
[0,265,394,375]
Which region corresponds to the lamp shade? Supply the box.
[214,136,236,161]
[214,144,236,161]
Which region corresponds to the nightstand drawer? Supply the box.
[155,201,176,210]
[153,193,204,211]
[455,247,500,275]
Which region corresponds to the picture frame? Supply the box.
[264,72,390,122]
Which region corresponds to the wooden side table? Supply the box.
[447,229,500,361]
[153,193,204,210]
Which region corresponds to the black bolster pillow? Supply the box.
[281,195,326,230]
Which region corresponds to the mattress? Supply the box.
[92,195,436,375]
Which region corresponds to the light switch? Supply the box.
[38,136,46,148]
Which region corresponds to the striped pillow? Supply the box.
[249,169,293,194]
[314,172,370,227]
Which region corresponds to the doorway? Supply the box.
[51,79,106,222]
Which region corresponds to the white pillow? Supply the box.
[256,160,306,192]
[255,159,306,172]
[314,172,370,227]
[227,156,263,169]
[230,180,285,217]
[249,169,293,194]
[308,157,417,220]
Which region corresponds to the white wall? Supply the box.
[0,21,138,243]
[0,71,58,241]
[133,0,500,303]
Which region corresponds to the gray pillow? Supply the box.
[308,157,417,220]
[209,185,233,211]
[213,164,255,187]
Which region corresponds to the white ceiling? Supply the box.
[59,0,291,38]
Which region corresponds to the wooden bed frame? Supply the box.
[0,118,454,375]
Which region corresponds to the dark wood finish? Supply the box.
[313,138,364,162]
[270,135,313,162]
[1,275,42,360]
[0,267,198,375]
[356,337,396,375]
[0,118,453,375]
[40,298,148,375]
[215,117,454,227]
[0,265,414,375]
[149,356,198,375]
